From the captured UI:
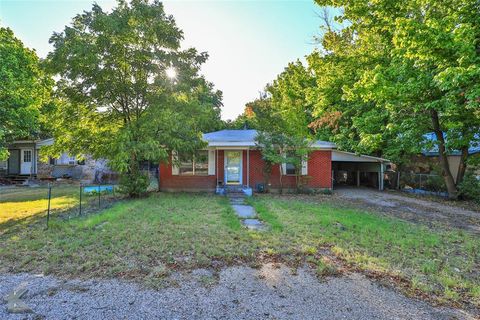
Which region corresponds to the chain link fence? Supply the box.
[45,183,120,228]
[399,172,448,197]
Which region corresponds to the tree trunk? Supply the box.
[456,146,469,186]
[430,110,458,199]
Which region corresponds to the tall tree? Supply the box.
[0,27,52,159]
[45,0,222,196]
[248,62,315,192]
[314,0,480,198]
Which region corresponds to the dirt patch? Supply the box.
[331,187,480,234]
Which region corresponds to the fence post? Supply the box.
[98,184,101,208]
[79,183,82,216]
[46,183,52,228]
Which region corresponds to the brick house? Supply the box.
[159,129,390,194]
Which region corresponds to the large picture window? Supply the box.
[179,151,208,176]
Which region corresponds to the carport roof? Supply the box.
[332,150,390,163]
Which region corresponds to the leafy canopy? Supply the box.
[0,27,52,159]
[45,0,222,195]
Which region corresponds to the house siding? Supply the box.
[159,153,217,192]
[159,149,332,192]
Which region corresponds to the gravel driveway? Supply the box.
[1,264,475,320]
[334,187,480,234]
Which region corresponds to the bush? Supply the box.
[458,171,480,203]
[424,174,446,192]
[118,172,149,197]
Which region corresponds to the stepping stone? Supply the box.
[230,199,245,205]
[242,219,267,231]
[232,205,256,218]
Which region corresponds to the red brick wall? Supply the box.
[159,149,332,192]
[248,150,332,190]
[159,153,216,191]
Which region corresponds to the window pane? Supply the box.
[179,153,194,175]
[194,151,208,176]
[285,150,296,175]
[23,150,32,162]
[286,163,296,175]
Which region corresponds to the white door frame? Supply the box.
[224,150,242,185]
[20,148,34,175]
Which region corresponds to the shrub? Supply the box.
[424,174,446,192]
[118,172,149,197]
[458,171,480,203]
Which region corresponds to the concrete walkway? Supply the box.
[228,193,266,231]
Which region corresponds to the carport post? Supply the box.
[379,162,384,191]
[356,170,360,187]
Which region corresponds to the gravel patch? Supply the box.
[1,264,474,320]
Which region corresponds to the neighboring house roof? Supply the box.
[8,138,53,147]
[202,129,337,149]
[422,132,480,156]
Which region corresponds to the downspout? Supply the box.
[247,148,250,188]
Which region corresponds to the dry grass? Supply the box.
[0,192,478,311]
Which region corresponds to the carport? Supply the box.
[331,150,390,190]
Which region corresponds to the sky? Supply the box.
[0,0,326,120]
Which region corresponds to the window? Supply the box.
[284,151,297,175]
[179,151,208,176]
[23,150,32,162]
[68,156,76,165]
[49,157,56,165]
[0,160,7,169]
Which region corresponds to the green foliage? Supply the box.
[44,0,222,196]
[312,0,480,197]
[458,171,480,203]
[118,171,149,198]
[0,27,52,159]
[247,62,315,192]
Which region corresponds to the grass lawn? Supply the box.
[0,186,81,225]
[0,192,478,310]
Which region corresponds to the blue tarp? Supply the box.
[83,185,114,194]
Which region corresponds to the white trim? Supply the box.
[208,150,216,175]
[224,150,243,185]
[246,148,250,187]
[332,150,389,163]
[301,157,308,175]
[171,151,179,175]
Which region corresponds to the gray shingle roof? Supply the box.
[203,130,258,142]
[202,129,336,149]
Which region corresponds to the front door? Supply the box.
[20,149,33,175]
[225,151,242,185]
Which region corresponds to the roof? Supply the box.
[332,150,389,163]
[422,133,480,156]
[203,130,258,144]
[202,129,337,149]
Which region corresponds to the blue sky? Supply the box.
[0,0,326,120]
